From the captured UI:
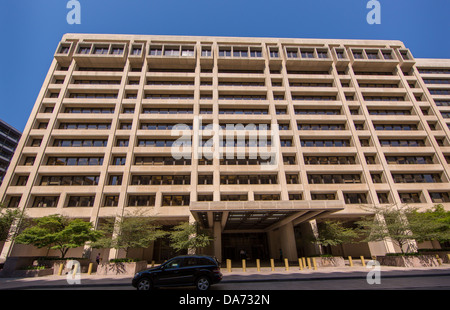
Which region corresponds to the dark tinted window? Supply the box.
[165,258,183,269]
[197,257,215,266]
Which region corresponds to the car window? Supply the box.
[183,257,198,267]
[165,258,183,269]
[197,257,215,266]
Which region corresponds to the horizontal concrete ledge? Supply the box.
[190,200,345,212]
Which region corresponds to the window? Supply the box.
[162,195,190,206]
[308,174,361,184]
[289,193,302,200]
[221,194,248,201]
[40,175,99,186]
[311,193,336,200]
[344,193,367,204]
[201,48,212,57]
[254,194,280,201]
[399,192,421,203]
[6,196,21,208]
[429,192,450,203]
[128,195,156,207]
[269,48,279,58]
[67,196,95,207]
[109,175,123,186]
[78,46,91,54]
[198,194,213,202]
[377,192,390,204]
[131,48,141,56]
[149,47,162,56]
[392,173,441,183]
[104,195,119,207]
[112,156,126,166]
[32,196,59,208]
[111,47,123,55]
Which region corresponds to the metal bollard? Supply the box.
[151,260,155,267]
[298,258,303,270]
[256,259,261,272]
[87,263,93,275]
[348,256,353,267]
[302,257,306,269]
[436,255,442,266]
[312,258,317,270]
[270,259,275,271]
[360,256,366,267]
[306,257,311,269]
[242,259,246,272]
[226,259,232,272]
[58,263,64,276]
[284,258,289,271]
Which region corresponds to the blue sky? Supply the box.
[0,0,448,132]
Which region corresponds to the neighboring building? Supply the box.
[0,120,21,186]
[0,34,449,263]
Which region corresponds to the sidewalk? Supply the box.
[1,264,450,290]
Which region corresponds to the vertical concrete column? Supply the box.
[213,220,222,263]
[267,229,279,260]
[279,222,298,261]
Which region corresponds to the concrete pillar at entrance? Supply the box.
[267,229,278,260]
[279,222,298,261]
[213,221,222,263]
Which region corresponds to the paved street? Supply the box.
[1,266,450,291]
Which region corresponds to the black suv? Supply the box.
[132,255,222,290]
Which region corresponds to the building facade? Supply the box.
[0,120,21,186]
[1,34,449,263]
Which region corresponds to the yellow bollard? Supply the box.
[58,263,64,276]
[242,259,246,272]
[284,258,289,271]
[87,263,93,275]
[298,258,303,270]
[151,260,155,267]
[360,256,366,267]
[348,256,353,267]
[447,254,450,263]
[436,255,442,266]
[270,259,275,271]
[312,258,317,270]
[302,257,306,269]
[306,257,311,269]
[226,259,232,272]
[256,259,261,272]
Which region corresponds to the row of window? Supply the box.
[33,137,437,149]
[8,189,449,209]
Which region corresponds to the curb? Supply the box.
[2,269,450,290]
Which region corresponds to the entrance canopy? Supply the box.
[190,200,344,232]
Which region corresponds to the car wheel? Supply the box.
[136,277,152,291]
[196,276,211,291]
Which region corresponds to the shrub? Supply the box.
[108,258,140,263]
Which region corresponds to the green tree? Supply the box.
[407,204,450,244]
[14,214,102,258]
[91,214,166,258]
[314,220,360,248]
[357,204,450,254]
[356,204,421,254]
[168,222,212,253]
[0,206,25,242]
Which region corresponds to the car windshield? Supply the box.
[164,258,183,269]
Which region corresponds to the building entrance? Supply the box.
[222,233,269,261]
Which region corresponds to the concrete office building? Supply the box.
[0,120,21,186]
[1,34,449,263]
